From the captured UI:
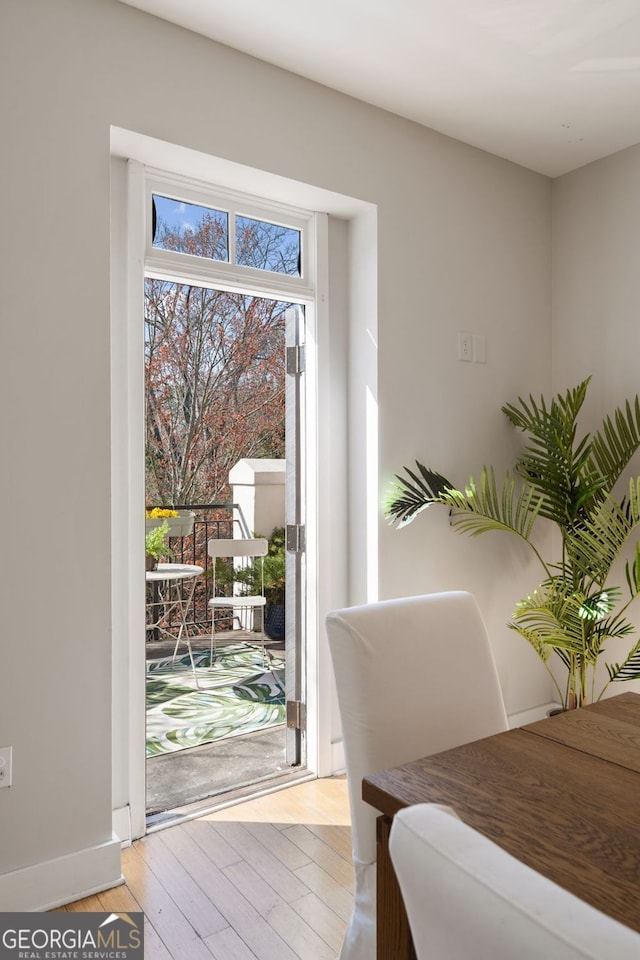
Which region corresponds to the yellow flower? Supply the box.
[145,507,179,519]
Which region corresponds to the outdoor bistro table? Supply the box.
[145,562,204,687]
[363,692,640,960]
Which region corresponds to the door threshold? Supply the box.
[145,767,314,833]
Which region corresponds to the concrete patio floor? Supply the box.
[145,635,298,820]
[146,724,289,817]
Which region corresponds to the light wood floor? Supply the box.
[57,778,352,960]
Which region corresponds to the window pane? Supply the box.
[236,216,301,276]
[152,194,229,262]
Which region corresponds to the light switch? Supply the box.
[473,335,487,363]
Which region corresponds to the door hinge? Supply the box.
[286,523,306,553]
[286,344,305,375]
[287,699,306,730]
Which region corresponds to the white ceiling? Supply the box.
[120,0,640,177]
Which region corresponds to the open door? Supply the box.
[285,304,306,766]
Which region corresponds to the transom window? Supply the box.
[145,175,312,296]
[235,215,300,276]
[152,195,229,263]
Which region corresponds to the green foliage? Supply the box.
[213,528,286,606]
[262,527,286,605]
[385,377,640,708]
[145,520,173,561]
[237,527,286,605]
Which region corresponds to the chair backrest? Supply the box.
[326,592,508,865]
[207,537,268,559]
[389,804,640,960]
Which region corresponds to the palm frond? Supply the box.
[552,646,573,669]
[591,609,634,640]
[606,638,640,682]
[384,463,455,528]
[624,541,640,600]
[501,379,603,526]
[507,623,553,663]
[585,609,632,663]
[439,468,543,544]
[510,588,589,656]
[567,490,640,584]
[385,463,545,547]
[577,588,620,621]
[627,476,640,525]
[589,396,640,488]
[502,378,589,438]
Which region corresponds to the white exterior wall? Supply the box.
[229,459,286,540]
[1,0,554,906]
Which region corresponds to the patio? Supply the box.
[144,503,294,816]
[145,633,289,817]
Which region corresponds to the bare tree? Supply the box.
[145,213,295,505]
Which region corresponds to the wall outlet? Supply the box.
[0,746,12,788]
[458,332,473,362]
[459,332,488,363]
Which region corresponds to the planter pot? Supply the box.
[264,603,285,641]
[145,510,195,538]
[145,553,158,572]
[547,694,578,717]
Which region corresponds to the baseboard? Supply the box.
[112,804,132,847]
[508,702,560,727]
[331,739,345,774]
[0,835,123,911]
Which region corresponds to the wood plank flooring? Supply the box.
[57,778,352,960]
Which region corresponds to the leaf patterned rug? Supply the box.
[146,645,285,757]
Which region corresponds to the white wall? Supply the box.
[378,148,554,713]
[552,145,640,410]
[552,145,640,699]
[229,460,286,540]
[0,0,553,905]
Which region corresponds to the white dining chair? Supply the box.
[326,591,509,960]
[207,537,269,664]
[389,803,640,960]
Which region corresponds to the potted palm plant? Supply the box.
[386,378,640,709]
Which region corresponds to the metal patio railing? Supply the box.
[146,501,251,640]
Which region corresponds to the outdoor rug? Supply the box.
[146,644,285,757]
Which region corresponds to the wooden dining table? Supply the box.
[362,691,640,960]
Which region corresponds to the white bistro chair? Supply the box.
[389,803,640,960]
[326,591,509,960]
[207,537,269,665]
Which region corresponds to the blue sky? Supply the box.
[153,194,227,239]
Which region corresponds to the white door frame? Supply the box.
[114,159,325,839]
[110,129,378,842]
